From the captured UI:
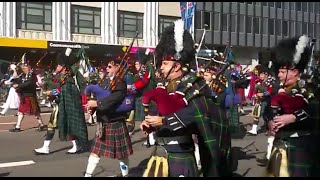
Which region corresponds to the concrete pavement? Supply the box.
[0,105,268,177]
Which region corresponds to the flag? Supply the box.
[77,48,94,78]
[180,2,196,31]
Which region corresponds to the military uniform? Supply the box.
[142,19,225,177]
[265,35,320,177]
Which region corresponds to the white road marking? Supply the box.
[0,122,16,125]
[0,112,51,118]
[0,160,35,168]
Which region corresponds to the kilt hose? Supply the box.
[167,152,199,177]
[266,135,319,177]
[226,106,239,133]
[18,96,41,115]
[90,120,133,159]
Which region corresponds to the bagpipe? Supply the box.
[84,83,135,113]
[85,32,139,114]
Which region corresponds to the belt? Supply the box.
[156,136,193,145]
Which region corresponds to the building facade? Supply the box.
[194,2,320,64]
[0,2,180,47]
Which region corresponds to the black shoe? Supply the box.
[35,125,47,132]
[9,127,21,132]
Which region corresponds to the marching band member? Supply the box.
[247,66,273,135]
[266,35,320,177]
[84,59,133,177]
[34,49,88,154]
[140,20,226,177]
[127,51,157,139]
[9,59,46,132]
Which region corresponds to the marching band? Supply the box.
[0,19,319,177]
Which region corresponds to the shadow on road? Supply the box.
[129,158,149,177]
[0,172,10,177]
[231,142,262,175]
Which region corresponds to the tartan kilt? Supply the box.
[90,120,133,159]
[18,96,41,115]
[134,97,157,121]
[226,106,239,133]
[236,88,245,104]
[266,135,319,177]
[167,152,199,177]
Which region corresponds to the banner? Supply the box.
[180,2,196,31]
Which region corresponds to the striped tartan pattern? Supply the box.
[182,75,231,177]
[226,106,239,133]
[58,79,88,146]
[90,120,133,159]
[266,135,318,177]
[134,97,158,121]
[167,152,199,177]
[134,97,145,121]
[18,96,41,115]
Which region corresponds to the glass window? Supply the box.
[118,11,143,38]
[309,23,314,37]
[247,2,252,5]
[296,2,301,11]
[214,12,220,31]
[246,16,252,33]
[239,14,245,33]
[195,11,202,29]
[159,16,178,37]
[290,2,295,10]
[255,2,261,6]
[253,17,260,34]
[282,20,288,36]
[269,2,274,7]
[276,2,282,8]
[302,2,308,12]
[308,2,314,13]
[290,21,295,36]
[204,11,211,30]
[296,22,302,35]
[262,2,268,6]
[231,14,236,32]
[302,22,307,34]
[71,5,101,35]
[16,2,52,31]
[222,13,228,31]
[269,19,275,35]
[262,18,268,34]
[276,19,281,35]
[283,2,289,9]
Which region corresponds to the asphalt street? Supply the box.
[0,105,268,177]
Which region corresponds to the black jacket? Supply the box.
[96,79,128,123]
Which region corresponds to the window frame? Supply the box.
[159,15,179,37]
[118,11,143,38]
[16,2,52,31]
[71,5,101,35]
